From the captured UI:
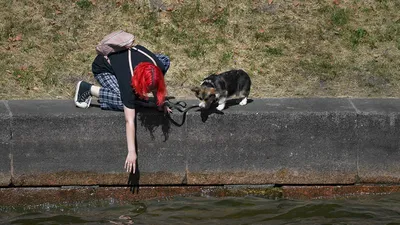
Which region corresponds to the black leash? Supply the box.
[163,100,200,126]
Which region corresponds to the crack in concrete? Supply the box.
[347,98,360,114]
[2,100,14,186]
[9,153,14,186]
[2,100,13,118]
[347,98,361,184]
[182,165,188,185]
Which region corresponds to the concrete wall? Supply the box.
[0,101,11,186]
[0,98,399,187]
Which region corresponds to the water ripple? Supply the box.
[1,194,400,225]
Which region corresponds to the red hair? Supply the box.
[131,62,166,106]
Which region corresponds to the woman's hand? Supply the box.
[152,91,171,114]
[157,104,172,114]
[165,105,173,114]
[125,151,137,173]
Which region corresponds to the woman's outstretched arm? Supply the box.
[123,106,137,173]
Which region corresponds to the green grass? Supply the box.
[351,28,368,48]
[330,7,349,26]
[76,0,93,10]
[1,0,400,100]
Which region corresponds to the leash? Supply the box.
[163,100,200,126]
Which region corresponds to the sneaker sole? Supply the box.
[74,81,91,109]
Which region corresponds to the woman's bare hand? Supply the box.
[124,151,137,173]
[158,105,172,114]
[164,105,172,114]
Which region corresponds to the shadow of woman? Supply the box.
[126,98,253,193]
[127,105,174,194]
[128,118,141,194]
[128,166,140,194]
[136,107,171,142]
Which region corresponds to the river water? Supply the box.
[1,193,400,225]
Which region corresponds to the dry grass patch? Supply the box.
[0,0,399,100]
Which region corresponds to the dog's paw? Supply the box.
[239,98,247,106]
[199,102,206,108]
[216,104,225,111]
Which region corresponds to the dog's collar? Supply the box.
[200,79,215,88]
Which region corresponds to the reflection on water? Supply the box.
[1,194,400,225]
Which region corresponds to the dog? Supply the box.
[191,69,251,111]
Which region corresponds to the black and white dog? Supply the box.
[191,69,251,111]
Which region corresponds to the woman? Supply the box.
[74,44,171,174]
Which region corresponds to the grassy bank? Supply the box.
[1,0,400,100]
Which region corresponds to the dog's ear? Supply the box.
[190,87,200,94]
[209,88,216,95]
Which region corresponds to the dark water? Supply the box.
[1,194,400,225]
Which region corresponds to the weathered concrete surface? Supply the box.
[352,99,400,184]
[0,101,11,186]
[8,100,187,186]
[134,108,188,184]
[186,98,358,184]
[8,100,127,186]
[1,98,400,186]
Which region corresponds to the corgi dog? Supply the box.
[191,69,251,111]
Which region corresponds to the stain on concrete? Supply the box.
[0,186,203,206]
[187,170,356,185]
[1,185,400,207]
[12,171,187,186]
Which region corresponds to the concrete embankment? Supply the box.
[1,98,400,188]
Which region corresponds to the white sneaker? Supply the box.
[74,81,92,109]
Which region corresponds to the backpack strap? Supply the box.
[132,46,157,65]
[128,49,133,77]
[128,47,158,77]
